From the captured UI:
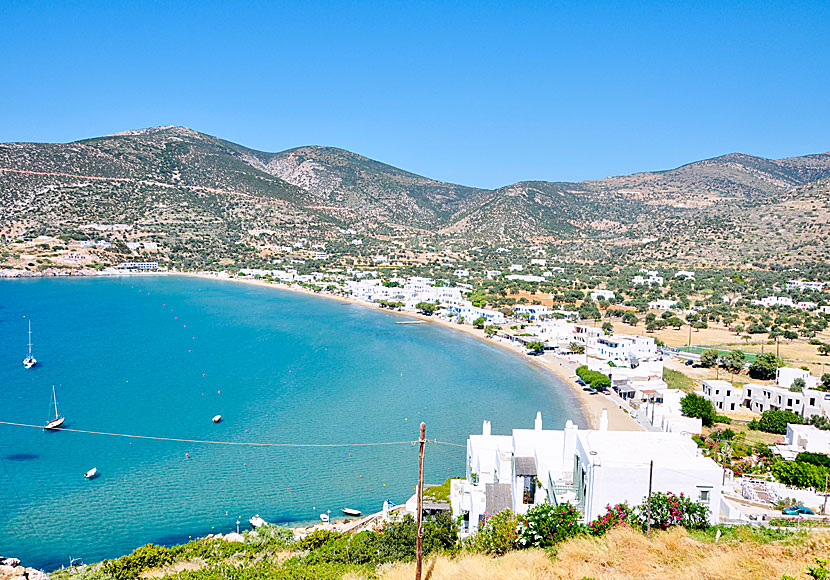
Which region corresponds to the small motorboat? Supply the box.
[212,415,222,423]
[342,508,361,517]
[249,514,267,528]
[319,513,330,522]
[84,468,98,479]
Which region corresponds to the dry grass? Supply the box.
[378,527,830,580]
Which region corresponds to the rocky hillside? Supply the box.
[1,126,828,266]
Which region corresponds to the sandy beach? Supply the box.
[177,272,642,432]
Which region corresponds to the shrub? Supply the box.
[515,502,583,548]
[102,544,172,580]
[587,503,638,536]
[636,491,710,531]
[576,366,611,390]
[680,393,717,427]
[699,349,720,368]
[295,529,345,551]
[757,409,803,434]
[772,460,827,490]
[749,353,780,380]
[795,452,830,468]
[465,509,518,556]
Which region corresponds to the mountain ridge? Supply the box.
[1,126,829,267]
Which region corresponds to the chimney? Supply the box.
[599,409,609,431]
[482,420,491,436]
[534,411,543,431]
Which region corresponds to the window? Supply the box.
[727,390,731,397]
[810,398,816,406]
[698,489,711,502]
[731,403,735,411]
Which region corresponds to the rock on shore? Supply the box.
[0,557,48,580]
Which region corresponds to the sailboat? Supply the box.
[44,385,65,430]
[23,320,37,369]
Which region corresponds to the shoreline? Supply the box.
[175,272,641,432]
[1,269,641,431]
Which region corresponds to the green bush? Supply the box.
[749,353,780,380]
[772,460,828,489]
[294,529,345,551]
[102,544,172,580]
[796,452,830,468]
[576,366,611,389]
[756,409,803,434]
[465,509,518,556]
[515,502,583,548]
[680,393,716,427]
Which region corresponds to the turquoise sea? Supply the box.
[0,276,582,569]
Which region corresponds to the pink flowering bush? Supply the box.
[587,503,638,536]
[636,491,710,530]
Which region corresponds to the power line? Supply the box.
[427,440,468,467]
[0,421,416,448]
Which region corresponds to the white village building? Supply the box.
[450,413,723,538]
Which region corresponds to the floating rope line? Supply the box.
[0,421,416,448]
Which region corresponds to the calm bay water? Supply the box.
[0,276,582,568]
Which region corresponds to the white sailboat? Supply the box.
[44,385,65,430]
[23,320,37,369]
[84,468,98,479]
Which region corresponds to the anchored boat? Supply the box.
[341,508,361,516]
[84,468,98,479]
[23,320,37,369]
[44,385,65,430]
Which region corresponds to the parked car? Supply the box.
[685,359,694,366]
[782,505,815,515]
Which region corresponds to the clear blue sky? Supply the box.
[2,1,828,188]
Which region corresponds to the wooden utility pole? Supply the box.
[646,460,654,537]
[415,422,426,580]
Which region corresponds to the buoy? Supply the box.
[405,418,408,421]
[360,475,363,478]
[203,373,206,377]
[189,350,192,352]
[349,453,352,457]
[186,453,189,458]
[184,324,186,327]
[218,390,221,394]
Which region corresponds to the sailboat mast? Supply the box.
[28,320,33,355]
[52,385,59,419]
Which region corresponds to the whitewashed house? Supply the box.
[648,299,678,311]
[701,380,744,413]
[787,280,825,292]
[513,305,549,321]
[450,413,722,538]
[590,289,616,301]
